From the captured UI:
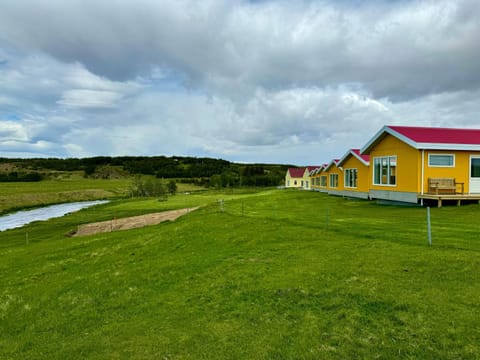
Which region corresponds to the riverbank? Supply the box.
[0,179,130,215]
[0,200,110,232]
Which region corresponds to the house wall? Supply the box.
[369,134,420,193]
[303,169,312,190]
[326,165,344,192]
[285,173,303,188]
[367,134,421,203]
[342,155,370,194]
[310,172,320,190]
[313,173,328,192]
[422,150,480,194]
[285,169,311,189]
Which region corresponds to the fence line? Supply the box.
[216,198,480,251]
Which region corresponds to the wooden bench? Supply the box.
[428,177,464,195]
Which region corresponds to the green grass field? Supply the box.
[1,189,480,359]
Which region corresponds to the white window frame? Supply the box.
[329,174,339,188]
[373,155,397,187]
[344,168,358,188]
[428,153,455,168]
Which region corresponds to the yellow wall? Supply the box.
[325,164,344,191]
[369,134,420,193]
[310,172,320,190]
[285,172,303,188]
[285,169,310,188]
[311,172,328,190]
[422,150,480,194]
[342,155,370,193]
[304,170,313,189]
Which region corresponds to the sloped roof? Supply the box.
[287,167,306,178]
[361,125,480,154]
[306,166,320,173]
[352,149,370,163]
[324,159,341,171]
[338,149,370,167]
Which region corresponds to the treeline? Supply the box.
[0,172,43,182]
[0,156,291,187]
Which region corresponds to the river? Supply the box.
[0,200,109,232]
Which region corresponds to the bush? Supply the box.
[130,177,167,199]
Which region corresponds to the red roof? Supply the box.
[306,166,320,172]
[389,125,480,145]
[352,149,370,163]
[287,167,306,178]
[362,125,480,154]
[338,149,370,167]
[325,159,340,171]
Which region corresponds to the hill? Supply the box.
[0,156,292,188]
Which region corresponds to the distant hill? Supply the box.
[0,156,293,187]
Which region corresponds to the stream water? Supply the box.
[0,200,109,232]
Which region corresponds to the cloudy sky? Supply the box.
[0,0,479,165]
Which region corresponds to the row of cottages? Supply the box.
[310,150,370,199]
[288,125,480,205]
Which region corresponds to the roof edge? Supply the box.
[338,149,369,167]
[360,125,419,154]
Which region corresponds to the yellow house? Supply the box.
[310,164,327,192]
[323,159,344,196]
[337,149,370,199]
[285,167,318,189]
[361,125,480,204]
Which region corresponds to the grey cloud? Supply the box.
[1,0,480,164]
[1,1,479,100]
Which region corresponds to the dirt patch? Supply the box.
[71,207,199,237]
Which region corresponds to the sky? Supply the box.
[0,0,480,165]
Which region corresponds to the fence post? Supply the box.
[325,208,329,232]
[427,207,432,246]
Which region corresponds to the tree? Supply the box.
[167,180,177,195]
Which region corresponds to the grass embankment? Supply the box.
[0,178,202,215]
[1,189,480,359]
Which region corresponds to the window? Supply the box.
[428,154,454,167]
[373,156,397,186]
[315,177,320,186]
[320,176,327,187]
[344,168,358,188]
[329,174,338,188]
[294,180,297,185]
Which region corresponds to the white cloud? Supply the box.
[57,89,124,108]
[0,0,480,164]
[0,121,28,141]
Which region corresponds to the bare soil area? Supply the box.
[72,207,198,237]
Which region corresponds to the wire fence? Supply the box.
[211,196,480,252]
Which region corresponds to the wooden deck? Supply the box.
[418,193,480,207]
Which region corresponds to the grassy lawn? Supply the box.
[1,189,480,358]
